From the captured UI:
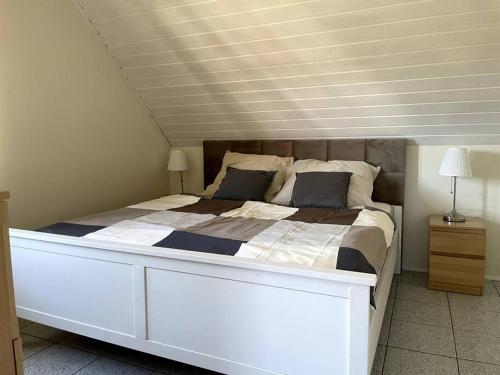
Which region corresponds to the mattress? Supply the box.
[37,194,395,304]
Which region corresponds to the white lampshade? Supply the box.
[167,149,188,171]
[438,148,472,177]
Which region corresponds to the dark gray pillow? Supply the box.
[213,167,277,202]
[290,171,352,209]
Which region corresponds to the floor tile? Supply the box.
[383,347,458,375]
[449,292,500,313]
[24,344,97,375]
[370,345,385,375]
[378,317,390,346]
[21,333,52,359]
[494,281,500,295]
[21,322,69,342]
[388,320,455,357]
[384,298,394,320]
[388,276,398,300]
[76,357,155,375]
[458,359,500,375]
[105,345,165,371]
[399,271,428,287]
[485,280,498,294]
[455,328,500,365]
[451,307,500,334]
[393,299,451,328]
[156,358,221,375]
[396,283,448,306]
[18,318,34,329]
[60,332,111,355]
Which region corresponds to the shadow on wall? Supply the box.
[470,150,500,215]
[402,145,430,272]
[470,150,500,271]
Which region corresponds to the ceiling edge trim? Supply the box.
[72,0,172,148]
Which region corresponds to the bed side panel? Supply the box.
[146,267,349,374]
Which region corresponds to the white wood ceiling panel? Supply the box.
[76,0,500,145]
[160,113,500,132]
[149,88,500,116]
[110,9,500,61]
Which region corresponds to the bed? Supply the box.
[10,138,405,375]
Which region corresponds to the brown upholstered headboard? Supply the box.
[203,139,406,206]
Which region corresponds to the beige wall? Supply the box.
[0,0,170,229]
[176,145,500,279]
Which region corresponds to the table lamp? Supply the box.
[438,147,472,222]
[167,149,189,193]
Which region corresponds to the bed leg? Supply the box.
[348,284,370,375]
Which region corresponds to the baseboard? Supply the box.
[486,274,500,281]
[402,266,428,273]
[403,267,500,282]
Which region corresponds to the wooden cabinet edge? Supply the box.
[0,192,23,375]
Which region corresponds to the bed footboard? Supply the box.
[11,229,378,375]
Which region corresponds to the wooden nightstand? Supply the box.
[428,215,487,295]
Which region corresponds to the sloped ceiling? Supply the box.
[76,0,500,146]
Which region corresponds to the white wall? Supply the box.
[175,145,500,278]
[0,0,170,229]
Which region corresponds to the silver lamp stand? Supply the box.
[443,176,465,222]
[179,171,184,194]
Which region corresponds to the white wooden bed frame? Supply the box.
[10,207,401,375]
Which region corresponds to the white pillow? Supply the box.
[201,152,294,202]
[271,159,380,207]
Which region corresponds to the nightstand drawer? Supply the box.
[429,254,485,295]
[430,228,485,258]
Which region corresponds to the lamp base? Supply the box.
[443,210,466,223]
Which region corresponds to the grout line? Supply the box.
[458,358,500,368]
[381,275,398,374]
[392,297,448,307]
[385,345,457,359]
[390,316,452,329]
[102,351,161,372]
[19,321,165,372]
[56,339,106,357]
[22,342,56,361]
[446,292,460,373]
[71,354,101,375]
[493,281,500,297]
[19,330,69,345]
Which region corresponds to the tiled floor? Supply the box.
[18,272,500,374]
[19,320,221,375]
[373,271,500,375]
